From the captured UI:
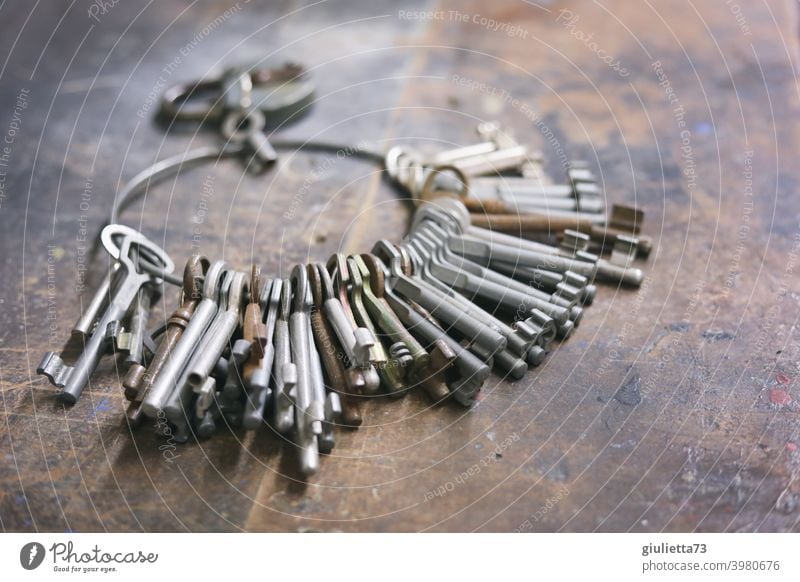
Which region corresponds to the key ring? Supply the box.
[39,57,652,478]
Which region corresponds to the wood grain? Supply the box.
[0,0,798,532]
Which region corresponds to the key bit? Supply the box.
[609,203,643,234]
[414,339,455,403]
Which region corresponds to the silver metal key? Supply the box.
[272,279,297,434]
[289,266,322,476]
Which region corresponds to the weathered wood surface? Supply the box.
[0,0,798,532]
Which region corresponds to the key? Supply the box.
[350,256,434,392]
[140,260,227,418]
[289,266,322,476]
[158,270,230,441]
[272,279,297,434]
[450,145,529,176]
[467,210,600,233]
[308,264,365,426]
[485,229,643,288]
[433,141,498,164]
[448,231,597,279]
[115,243,168,367]
[463,197,607,225]
[242,266,273,430]
[465,189,605,214]
[123,256,208,425]
[38,225,175,404]
[330,257,390,377]
[160,62,315,172]
[116,282,158,366]
[306,312,341,454]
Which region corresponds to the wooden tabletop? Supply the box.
[1,0,798,532]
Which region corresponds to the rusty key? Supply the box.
[241,265,272,430]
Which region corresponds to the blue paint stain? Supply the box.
[93,398,112,414]
[15,494,26,505]
[694,121,712,135]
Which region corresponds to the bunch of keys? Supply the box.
[38,225,174,404]
[39,63,653,478]
[38,190,649,478]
